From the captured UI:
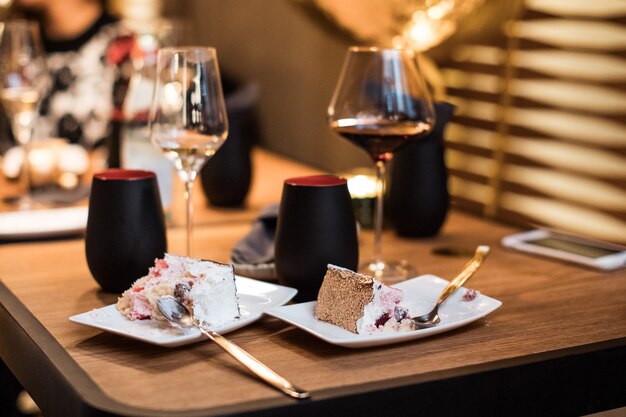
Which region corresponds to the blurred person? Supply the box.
[9,0,130,149]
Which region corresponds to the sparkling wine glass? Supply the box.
[328,46,435,282]
[149,47,228,256]
[0,20,49,209]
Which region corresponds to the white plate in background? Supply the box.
[0,206,88,240]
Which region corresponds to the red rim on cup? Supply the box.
[285,175,347,187]
[94,169,155,181]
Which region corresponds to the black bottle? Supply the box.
[387,102,455,237]
[200,80,258,207]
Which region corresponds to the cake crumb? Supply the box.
[462,288,479,301]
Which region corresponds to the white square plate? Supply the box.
[265,275,502,348]
[69,276,297,347]
[0,206,88,240]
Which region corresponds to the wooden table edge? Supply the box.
[0,281,306,417]
[1,279,625,416]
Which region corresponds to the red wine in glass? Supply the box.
[330,119,432,162]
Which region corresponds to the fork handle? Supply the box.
[200,328,310,400]
[436,245,490,307]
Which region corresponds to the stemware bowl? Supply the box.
[327,46,435,282]
[0,20,49,209]
[149,47,228,256]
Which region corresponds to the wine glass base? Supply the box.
[358,259,416,284]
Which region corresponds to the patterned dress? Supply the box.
[36,12,129,149]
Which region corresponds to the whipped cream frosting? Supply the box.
[116,254,240,329]
[357,279,412,334]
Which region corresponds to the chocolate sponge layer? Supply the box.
[315,265,374,333]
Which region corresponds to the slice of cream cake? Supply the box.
[315,264,414,334]
[116,254,240,329]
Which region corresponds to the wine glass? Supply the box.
[0,20,49,209]
[149,47,228,256]
[328,46,435,282]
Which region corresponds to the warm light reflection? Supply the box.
[58,172,79,189]
[427,0,454,20]
[28,147,56,176]
[137,33,158,53]
[312,0,483,52]
[407,12,440,51]
[347,174,378,199]
[162,81,183,113]
[58,144,89,174]
[336,118,359,127]
[0,140,89,188]
[391,0,484,52]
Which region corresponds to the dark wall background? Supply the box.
[181,0,371,173]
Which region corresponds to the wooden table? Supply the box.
[0,150,625,417]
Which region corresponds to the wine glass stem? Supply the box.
[19,141,34,210]
[184,178,195,257]
[12,118,35,209]
[373,159,386,264]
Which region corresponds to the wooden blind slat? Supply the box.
[525,0,626,18]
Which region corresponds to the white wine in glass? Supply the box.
[0,20,49,208]
[150,47,228,256]
[328,47,435,282]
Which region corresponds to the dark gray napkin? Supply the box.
[2,185,90,206]
[31,185,90,205]
[231,204,278,264]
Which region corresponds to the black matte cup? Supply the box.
[85,169,167,293]
[275,175,359,302]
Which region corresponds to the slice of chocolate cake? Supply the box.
[315,264,414,334]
